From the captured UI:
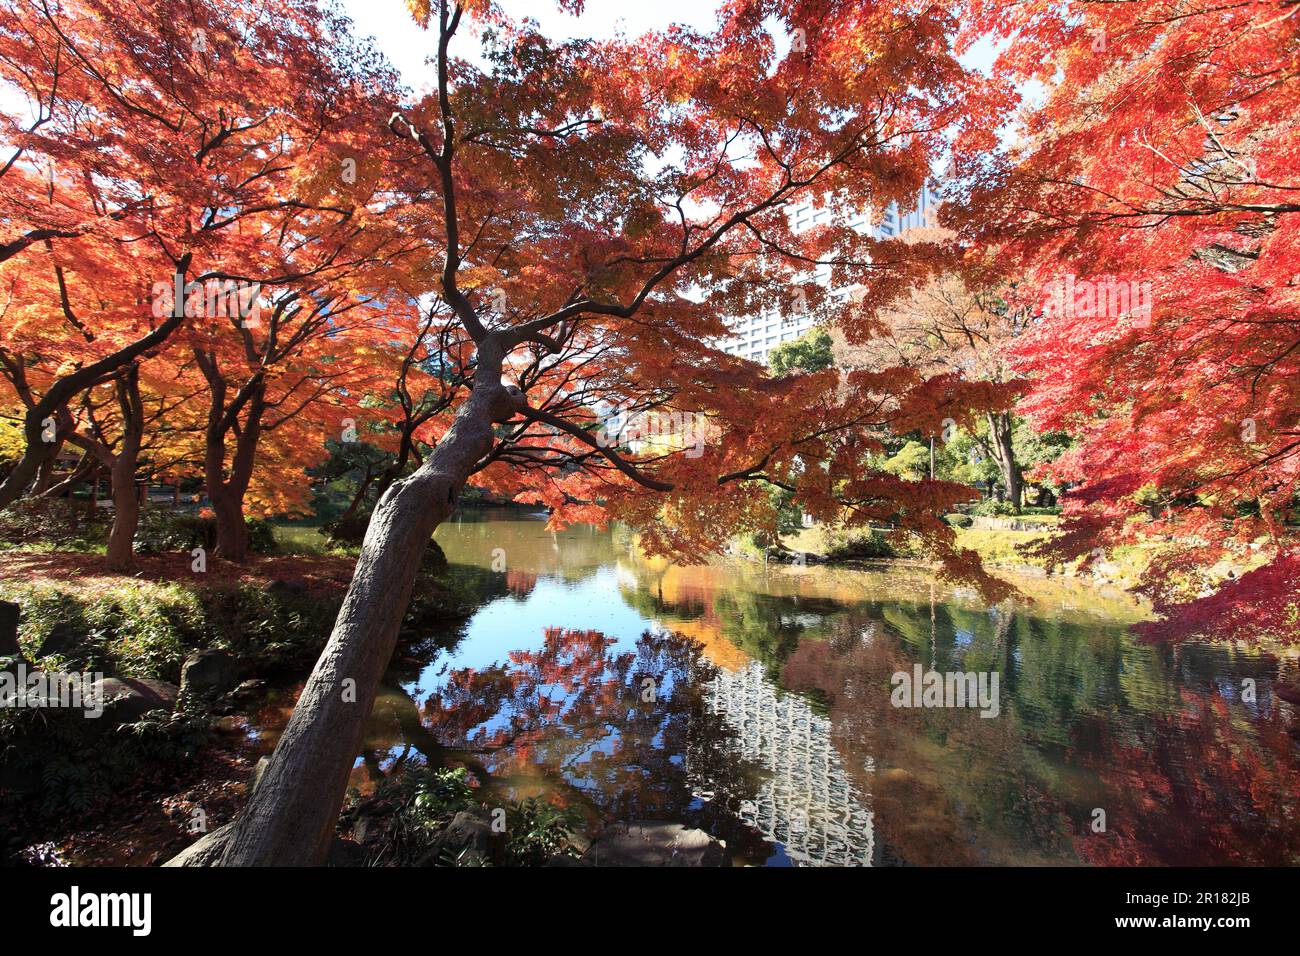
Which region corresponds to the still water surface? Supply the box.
[272,509,1300,866]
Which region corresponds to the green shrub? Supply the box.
[133,511,215,553]
[972,498,1019,517]
[355,766,478,864]
[0,578,338,680]
[201,584,341,674]
[0,580,205,680]
[134,512,276,554]
[824,527,897,560]
[944,513,974,528]
[399,766,478,818]
[503,797,582,866]
[355,766,581,866]
[323,513,369,545]
[0,498,109,551]
[0,705,211,818]
[246,518,277,553]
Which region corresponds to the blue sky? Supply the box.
[338,0,1000,93]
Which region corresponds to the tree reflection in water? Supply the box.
[419,627,777,863]
[782,599,1300,866]
[319,513,1300,866]
[1071,691,1300,866]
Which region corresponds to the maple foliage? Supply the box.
[6,0,1292,637]
[0,0,1025,591]
[951,0,1300,641]
[3,0,1290,866]
[354,0,1022,598]
[0,0,415,562]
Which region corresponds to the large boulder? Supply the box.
[579,821,731,867]
[179,649,240,699]
[267,579,307,598]
[86,676,179,724]
[419,810,506,866]
[326,837,366,867]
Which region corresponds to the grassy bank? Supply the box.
[778,519,1161,591]
[0,530,485,864]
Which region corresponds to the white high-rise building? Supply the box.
[718,184,938,364]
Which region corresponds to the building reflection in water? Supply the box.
[694,661,875,865]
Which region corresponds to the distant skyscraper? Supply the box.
[718,183,938,365]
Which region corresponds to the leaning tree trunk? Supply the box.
[215,376,518,866]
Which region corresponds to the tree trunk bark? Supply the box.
[200,374,264,563]
[31,450,57,496]
[215,374,517,866]
[103,367,144,573]
[0,444,44,509]
[209,488,250,562]
[985,412,1023,514]
[105,470,139,572]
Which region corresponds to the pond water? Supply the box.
[268,509,1300,866]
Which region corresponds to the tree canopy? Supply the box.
[2,0,1297,865]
